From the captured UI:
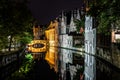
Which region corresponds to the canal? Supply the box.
[1,47,120,80]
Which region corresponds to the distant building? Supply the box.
[33,25,45,40]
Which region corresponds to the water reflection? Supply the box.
[39,47,84,80]
[84,54,96,80]
[50,48,84,80]
[84,53,120,80]
[96,57,120,80]
[45,47,120,80]
[2,47,120,80]
[45,47,58,72]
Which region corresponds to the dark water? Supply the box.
[1,48,120,80]
[27,59,58,80]
[96,57,120,80]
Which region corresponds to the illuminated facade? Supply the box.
[58,9,83,49]
[60,12,67,34]
[45,20,59,72]
[33,25,43,40]
[28,40,47,53]
[69,12,77,33]
[69,9,81,33]
[26,25,47,59]
[28,25,47,53]
[45,20,59,47]
[59,34,73,48]
[58,9,84,80]
[58,11,73,48]
[84,15,96,80]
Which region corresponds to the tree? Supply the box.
[74,16,85,34]
[0,0,34,51]
[85,0,120,34]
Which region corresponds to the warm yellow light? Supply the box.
[28,40,47,53]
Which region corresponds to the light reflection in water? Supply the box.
[31,47,120,80]
[47,48,84,80]
[84,53,120,80]
[45,47,58,72]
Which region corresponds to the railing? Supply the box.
[0,47,26,80]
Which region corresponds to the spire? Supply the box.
[76,9,81,20]
[61,11,66,26]
[61,11,67,34]
[61,11,64,22]
[69,11,77,32]
[70,11,74,26]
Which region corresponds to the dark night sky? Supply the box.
[28,0,84,25]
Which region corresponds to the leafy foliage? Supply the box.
[87,0,120,34]
[0,0,34,50]
[6,54,34,80]
[18,32,33,46]
[74,17,85,34]
[73,66,84,80]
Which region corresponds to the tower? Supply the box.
[61,11,67,34]
[69,11,77,33]
[84,15,96,80]
[76,9,81,20]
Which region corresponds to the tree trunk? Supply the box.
[8,35,12,52]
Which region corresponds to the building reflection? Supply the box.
[94,55,120,80]
[45,47,58,72]
[58,48,84,80]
